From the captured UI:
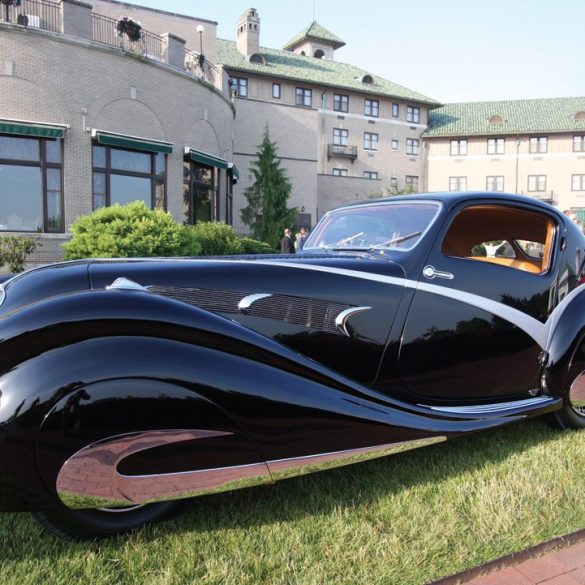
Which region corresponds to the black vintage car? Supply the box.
[1,192,584,540]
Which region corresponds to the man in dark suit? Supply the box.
[280,228,295,254]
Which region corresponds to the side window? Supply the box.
[441,205,556,274]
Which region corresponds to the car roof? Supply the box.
[335,191,562,215]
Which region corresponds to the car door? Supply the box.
[397,200,561,404]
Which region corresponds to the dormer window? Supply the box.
[489,115,504,124]
[575,111,585,121]
[314,49,325,59]
[247,53,265,65]
[359,74,374,84]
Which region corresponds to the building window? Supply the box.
[363,132,378,151]
[363,171,378,179]
[364,99,379,117]
[92,145,166,212]
[405,175,419,191]
[391,139,399,150]
[574,136,585,152]
[332,168,348,177]
[486,176,504,192]
[528,175,547,191]
[272,83,281,99]
[406,138,420,156]
[449,176,467,191]
[572,175,585,191]
[0,135,63,233]
[529,136,548,154]
[406,106,420,123]
[390,177,398,187]
[487,138,505,155]
[450,139,468,156]
[183,161,219,224]
[392,103,399,117]
[333,128,349,147]
[333,93,349,113]
[296,87,312,107]
[231,77,248,97]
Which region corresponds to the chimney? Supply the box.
[236,8,260,57]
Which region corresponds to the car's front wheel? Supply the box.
[34,501,181,540]
[549,371,585,430]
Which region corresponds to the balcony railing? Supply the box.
[184,49,219,85]
[92,13,164,63]
[328,144,358,162]
[1,0,60,33]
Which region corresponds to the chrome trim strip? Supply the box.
[238,293,272,314]
[0,283,5,308]
[56,430,445,508]
[56,429,272,509]
[266,436,446,481]
[419,396,555,414]
[106,277,148,291]
[335,306,372,337]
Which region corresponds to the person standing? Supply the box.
[296,227,308,250]
[280,228,295,254]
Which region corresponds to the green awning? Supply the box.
[93,130,173,154]
[186,147,228,169]
[0,120,65,138]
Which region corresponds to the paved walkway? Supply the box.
[432,530,585,585]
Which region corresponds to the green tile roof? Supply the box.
[283,21,345,50]
[216,39,439,105]
[425,97,585,137]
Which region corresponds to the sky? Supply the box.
[130,0,584,104]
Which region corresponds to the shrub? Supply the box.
[0,235,40,273]
[239,237,275,255]
[63,201,200,260]
[188,222,244,256]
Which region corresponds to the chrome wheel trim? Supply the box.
[96,504,147,514]
[569,371,585,416]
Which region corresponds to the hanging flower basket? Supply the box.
[116,16,142,42]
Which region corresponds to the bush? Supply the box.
[63,202,200,260]
[0,235,41,273]
[239,237,275,255]
[188,222,244,256]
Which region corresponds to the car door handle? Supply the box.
[423,265,454,280]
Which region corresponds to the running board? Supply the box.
[418,396,558,415]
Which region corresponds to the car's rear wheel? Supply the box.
[34,501,181,541]
[549,370,585,430]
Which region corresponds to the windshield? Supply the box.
[303,202,442,252]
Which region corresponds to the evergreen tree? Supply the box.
[240,127,297,248]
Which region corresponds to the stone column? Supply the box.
[162,33,186,70]
[60,0,93,41]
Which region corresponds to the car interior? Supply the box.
[441,204,556,274]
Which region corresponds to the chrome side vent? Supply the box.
[149,286,355,335]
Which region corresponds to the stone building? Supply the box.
[424,98,585,215]
[217,9,439,231]
[0,0,236,265]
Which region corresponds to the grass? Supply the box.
[1,418,584,585]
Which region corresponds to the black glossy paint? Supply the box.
[0,192,584,513]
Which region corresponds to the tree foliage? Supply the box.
[368,182,418,199]
[0,235,40,273]
[63,201,199,259]
[240,126,297,248]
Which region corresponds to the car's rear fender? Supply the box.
[544,285,585,395]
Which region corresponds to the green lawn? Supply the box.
[1,418,584,585]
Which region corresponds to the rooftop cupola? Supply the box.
[236,8,260,57]
[283,21,345,60]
